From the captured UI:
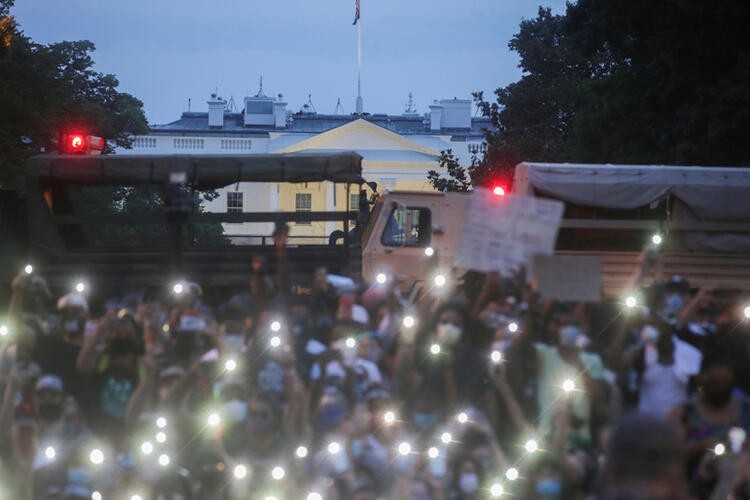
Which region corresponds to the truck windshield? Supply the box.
[381,206,431,247]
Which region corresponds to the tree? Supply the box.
[0,0,149,186]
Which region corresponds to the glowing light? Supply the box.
[625,296,637,308]
[224,359,237,372]
[490,350,503,364]
[651,234,663,246]
[271,465,285,480]
[505,468,519,481]
[744,306,750,319]
[265,497,278,500]
[424,247,434,257]
[490,483,504,497]
[158,454,170,466]
[433,274,446,287]
[156,431,167,443]
[162,324,170,333]
[172,283,184,295]
[91,492,102,500]
[156,417,167,429]
[397,442,411,455]
[714,443,726,456]
[345,337,356,349]
[456,412,469,424]
[270,320,281,332]
[508,322,519,333]
[327,441,341,455]
[24,264,33,274]
[403,315,415,328]
[306,493,322,500]
[270,336,281,348]
[383,411,396,424]
[130,495,143,500]
[430,343,441,355]
[562,379,576,393]
[89,448,104,465]
[376,272,387,284]
[525,439,539,453]
[295,446,308,458]
[207,413,220,427]
[44,446,56,459]
[75,282,86,293]
[0,325,7,337]
[233,464,248,479]
[441,432,452,444]
[493,186,506,196]
[140,441,153,455]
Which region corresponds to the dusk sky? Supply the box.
[12,0,566,125]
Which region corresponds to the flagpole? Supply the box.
[356,6,363,114]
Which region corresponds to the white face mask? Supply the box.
[459,472,479,493]
[437,323,462,345]
[222,399,247,423]
[641,324,660,343]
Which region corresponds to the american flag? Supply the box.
[352,0,360,25]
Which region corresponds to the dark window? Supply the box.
[381,206,431,247]
[295,193,312,225]
[227,192,243,213]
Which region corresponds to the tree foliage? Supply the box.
[0,0,148,186]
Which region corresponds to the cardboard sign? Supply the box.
[454,189,564,273]
[533,255,602,302]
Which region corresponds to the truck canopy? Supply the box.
[514,162,750,221]
[27,151,365,188]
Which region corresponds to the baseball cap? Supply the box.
[35,374,64,393]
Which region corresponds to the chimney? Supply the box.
[207,94,226,128]
[274,94,287,128]
[439,98,471,129]
[429,100,443,131]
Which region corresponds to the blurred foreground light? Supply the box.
[0,325,7,337]
[270,320,281,332]
[505,468,519,481]
[433,274,446,288]
[403,315,415,328]
[306,493,322,500]
[525,439,539,453]
[207,413,220,427]
[140,441,153,455]
[156,417,167,429]
[172,283,184,295]
[490,350,503,364]
[24,264,33,274]
[91,492,102,500]
[424,247,434,257]
[130,495,143,500]
[156,432,167,443]
[651,234,663,246]
[345,337,356,349]
[383,411,396,424]
[44,446,56,460]
[430,343,441,355]
[375,272,387,284]
[270,336,282,348]
[714,443,726,456]
[562,379,575,393]
[75,282,86,293]
[490,483,504,497]
[441,432,452,444]
[327,441,341,455]
[158,454,170,466]
[625,296,637,308]
[295,445,308,458]
[271,465,285,480]
[493,186,506,196]
[224,359,237,372]
[89,448,104,465]
[744,306,750,319]
[508,322,519,333]
[233,464,248,479]
[456,412,469,424]
[427,447,439,459]
[397,442,411,455]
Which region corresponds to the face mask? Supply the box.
[664,293,685,315]
[351,438,365,458]
[459,472,479,493]
[413,411,439,431]
[316,405,347,432]
[559,326,587,350]
[223,399,247,423]
[37,401,64,422]
[535,479,562,498]
[63,316,85,336]
[641,325,660,344]
[437,323,462,345]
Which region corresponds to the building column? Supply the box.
[325,181,336,241]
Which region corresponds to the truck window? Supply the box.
[381,206,431,247]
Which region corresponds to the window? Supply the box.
[350,193,360,209]
[381,206,431,247]
[295,193,312,225]
[227,191,243,213]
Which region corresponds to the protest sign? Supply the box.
[533,255,602,302]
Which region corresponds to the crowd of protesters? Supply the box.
[1,228,750,500]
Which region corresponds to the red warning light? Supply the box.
[59,132,105,155]
[70,135,85,151]
[492,186,506,196]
